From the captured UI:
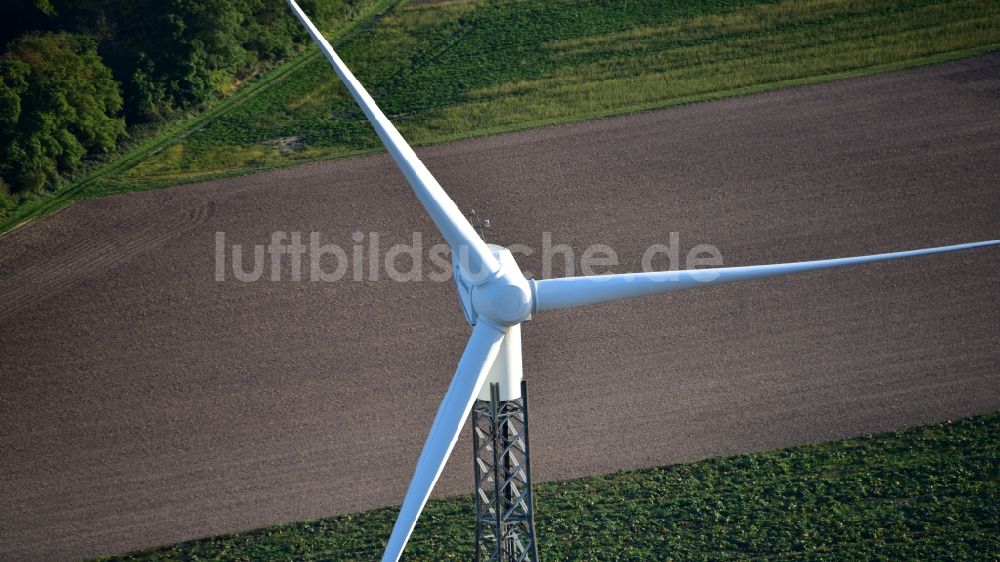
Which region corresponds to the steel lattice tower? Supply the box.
[472,380,539,562]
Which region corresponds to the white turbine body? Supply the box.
[285,2,998,560]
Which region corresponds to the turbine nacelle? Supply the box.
[454,245,533,327]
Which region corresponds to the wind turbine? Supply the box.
[285,2,998,560]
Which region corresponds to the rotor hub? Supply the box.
[455,245,532,326]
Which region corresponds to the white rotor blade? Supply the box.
[382,321,507,562]
[533,240,999,311]
[285,0,500,282]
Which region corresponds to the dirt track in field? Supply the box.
[2,54,999,561]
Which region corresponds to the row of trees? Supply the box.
[0,0,355,202]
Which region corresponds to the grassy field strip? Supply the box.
[394,42,1000,149]
[117,0,1000,187]
[0,0,399,235]
[416,0,1000,135]
[94,412,1000,561]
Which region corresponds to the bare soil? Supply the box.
[1,54,998,561]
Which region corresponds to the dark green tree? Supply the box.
[0,0,57,48]
[9,0,355,121]
[0,33,125,193]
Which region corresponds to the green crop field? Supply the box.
[3,0,999,233]
[93,412,1000,561]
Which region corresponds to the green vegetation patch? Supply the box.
[96,412,1000,561]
